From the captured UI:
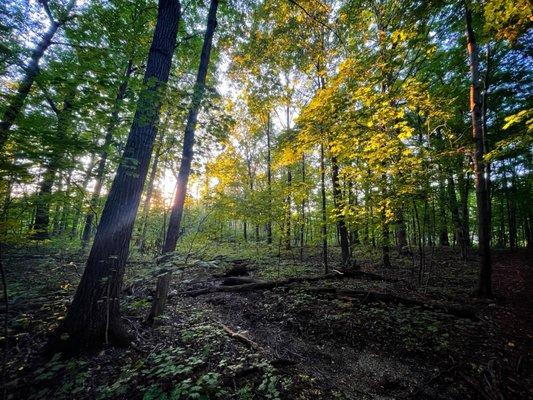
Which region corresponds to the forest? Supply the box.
[0,0,531,398]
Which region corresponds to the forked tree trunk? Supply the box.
[147,0,218,326]
[0,0,76,152]
[465,4,492,297]
[52,0,181,349]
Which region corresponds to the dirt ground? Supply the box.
[2,245,532,399]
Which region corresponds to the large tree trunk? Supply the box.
[0,0,76,152]
[146,0,218,327]
[52,0,181,350]
[81,60,134,246]
[331,155,351,268]
[465,5,492,297]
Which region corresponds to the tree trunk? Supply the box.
[52,0,181,350]
[163,0,218,254]
[299,154,306,261]
[70,153,96,238]
[465,5,492,297]
[447,174,468,259]
[458,171,471,246]
[0,0,76,152]
[266,113,272,244]
[138,132,163,251]
[284,168,292,250]
[320,144,328,273]
[147,0,218,327]
[331,155,351,268]
[438,177,450,246]
[32,89,76,239]
[395,208,409,254]
[82,60,134,246]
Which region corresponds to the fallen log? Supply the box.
[182,271,393,297]
[221,276,258,286]
[307,287,478,320]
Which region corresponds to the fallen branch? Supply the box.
[218,322,263,353]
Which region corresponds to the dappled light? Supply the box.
[0,0,531,399]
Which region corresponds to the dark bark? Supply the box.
[284,168,292,250]
[148,0,218,326]
[0,0,76,152]
[138,130,163,251]
[447,174,468,259]
[395,208,409,254]
[82,60,134,246]
[52,0,181,350]
[331,155,351,268]
[438,177,450,246]
[465,5,492,297]
[32,88,76,239]
[320,144,328,273]
[458,171,471,246]
[299,154,306,261]
[266,113,272,244]
[70,153,97,237]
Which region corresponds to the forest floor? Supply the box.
[2,242,532,400]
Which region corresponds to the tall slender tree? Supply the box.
[465,3,492,297]
[147,0,219,326]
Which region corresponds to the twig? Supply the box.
[217,322,263,353]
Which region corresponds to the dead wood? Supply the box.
[183,271,393,297]
[218,322,262,352]
[221,276,258,286]
[306,287,478,320]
